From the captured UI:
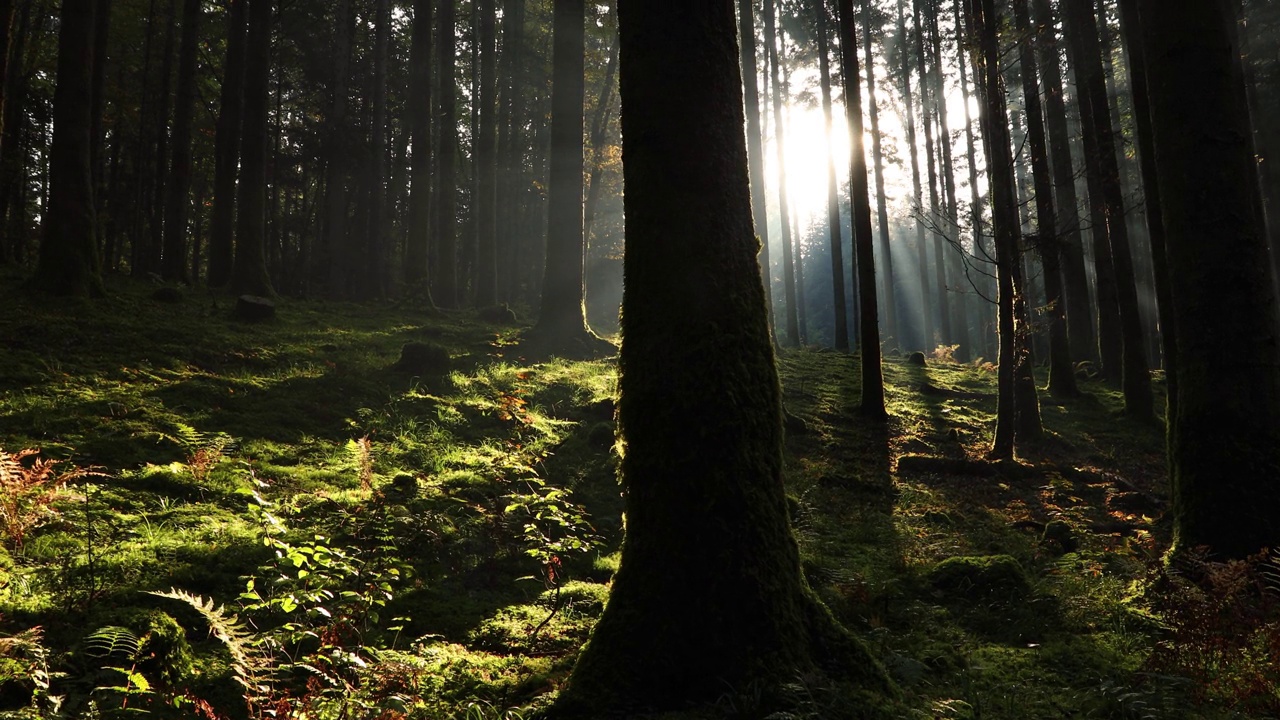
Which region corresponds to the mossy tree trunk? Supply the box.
[560,0,890,713]
[535,0,595,341]
[31,0,105,297]
[1137,0,1280,559]
[837,0,885,418]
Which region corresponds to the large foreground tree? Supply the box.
[31,0,104,297]
[1138,0,1280,558]
[558,1,890,714]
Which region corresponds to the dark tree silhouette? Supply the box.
[208,0,247,288]
[31,0,104,297]
[161,0,200,284]
[474,0,498,307]
[1138,0,1280,559]
[230,0,274,298]
[404,0,433,294]
[433,0,459,307]
[738,0,774,337]
[559,1,890,713]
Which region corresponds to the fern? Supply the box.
[0,447,98,551]
[147,588,273,709]
[83,627,142,660]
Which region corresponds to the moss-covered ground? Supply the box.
[0,273,1274,719]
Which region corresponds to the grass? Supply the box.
[0,271,1273,719]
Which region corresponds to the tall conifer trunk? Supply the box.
[765,0,801,346]
[161,0,200,284]
[862,0,896,349]
[208,0,246,288]
[230,0,274,297]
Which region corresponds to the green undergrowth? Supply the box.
[0,273,1271,719]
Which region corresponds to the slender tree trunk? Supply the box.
[1063,0,1151,418]
[0,0,28,265]
[1030,0,1095,368]
[1137,0,1280,559]
[899,0,931,351]
[955,0,990,361]
[815,0,849,350]
[230,0,273,297]
[862,0,896,350]
[404,0,432,294]
[1115,0,1175,420]
[838,0,885,417]
[927,2,968,361]
[161,0,199,283]
[536,0,595,341]
[89,0,111,250]
[0,0,15,169]
[560,3,891,711]
[360,0,389,299]
[1013,0,1076,397]
[147,0,175,276]
[208,0,246,287]
[32,0,104,296]
[965,0,1038,458]
[433,0,459,306]
[474,0,499,306]
[914,0,949,348]
[495,0,524,301]
[583,28,617,256]
[764,0,801,346]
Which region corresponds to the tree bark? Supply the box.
[230,0,274,297]
[363,0,390,299]
[862,0,896,349]
[915,0,950,348]
[738,0,774,341]
[1137,0,1280,559]
[899,0,931,352]
[404,0,432,296]
[928,1,968,361]
[954,0,991,361]
[474,0,499,306]
[560,2,891,711]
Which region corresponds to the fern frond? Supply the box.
[83,626,142,659]
[147,589,273,703]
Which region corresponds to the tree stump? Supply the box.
[232,295,275,322]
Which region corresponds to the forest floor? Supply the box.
[0,273,1277,720]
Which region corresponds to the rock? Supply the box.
[928,554,1031,599]
[478,304,520,324]
[1042,520,1079,554]
[232,295,276,322]
[392,341,451,376]
[151,286,183,303]
[906,351,928,367]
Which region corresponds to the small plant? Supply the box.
[0,448,95,552]
[931,344,961,363]
[352,435,375,491]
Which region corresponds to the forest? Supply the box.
[1,0,1279,717]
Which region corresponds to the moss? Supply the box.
[392,341,452,376]
[927,555,1031,599]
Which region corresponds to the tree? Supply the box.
[898,0,932,351]
[404,0,433,294]
[208,0,247,288]
[535,0,598,344]
[738,0,774,338]
[474,0,498,307]
[1012,0,1076,398]
[30,0,104,297]
[1137,0,1280,558]
[433,0,459,307]
[861,0,897,348]
[230,0,274,297]
[965,0,1038,458]
[559,0,890,712]
[764,0,802,346]
[160,0,201,284]
[837,0,885,418]
[813,0,849,351]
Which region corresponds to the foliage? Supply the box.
[0,448,94,552]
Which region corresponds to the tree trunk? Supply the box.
[474,0,499,306]
[965,0,1038,458]
[928,2,968,362]
[146,0,176,276]
[161,0,200,283]
[954,0,990,361]
[1137,0,1280,559]
[208,0,246,288]
[1013,0,1076,397]
[536,0,595,341]
[433,0,458,306]
[32,0,104,297]
[1115,0,1175,420]
[915,0,950,348]
[898,0,932,352]
[1063,0,1152,419]
[1030,0,1095,368]
[862,0,896,350]
[765,0,801,346]
[362,0,390,299]
[230,0,274,297]
[815,0,850,350]
[404,0,432,295]
[838,0,885,418]
[560,2,891,711]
